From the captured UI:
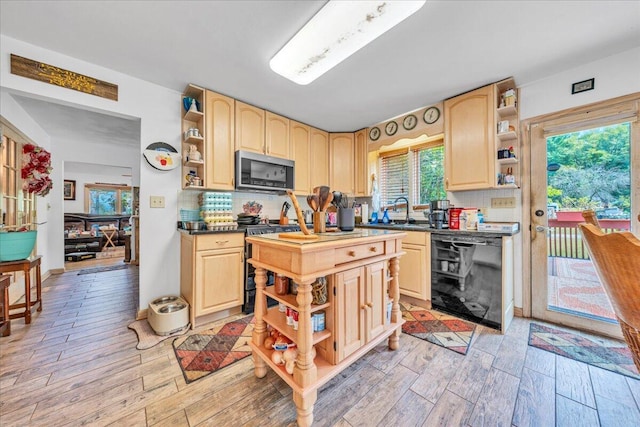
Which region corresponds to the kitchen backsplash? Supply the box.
[178,189,521,224]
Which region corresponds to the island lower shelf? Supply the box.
[249,319,404,397]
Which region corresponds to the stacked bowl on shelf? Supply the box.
[199,192,238,231]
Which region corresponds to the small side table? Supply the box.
[102,229,117,249]
[0,275,10,336]
[0,256,42,324]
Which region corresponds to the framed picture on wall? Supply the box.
[63,180,76,200]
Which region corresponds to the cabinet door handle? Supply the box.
[366,302,373,308]
[361,304,368,310]
[369,247,377,252]
[216,240,229,244]
[348,250,356,257]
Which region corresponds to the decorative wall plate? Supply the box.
[403,114,418,130]
[385,121,398,136]
[369,127,381,141]
[423,106,441,124]
[143,142,181,171]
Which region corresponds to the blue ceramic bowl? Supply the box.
[0,230,37,261]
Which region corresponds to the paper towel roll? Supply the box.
[361,203,369,224]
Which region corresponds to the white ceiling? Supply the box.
[1,0,639,144]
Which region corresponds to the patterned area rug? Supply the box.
[173,315,254,384]
[401,302,476,355]
[528,323,640,380]
[128,320,189,350]
[77,264,129,275]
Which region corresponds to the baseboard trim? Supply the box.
[399,294,432,310]
[49,268,65,276]
[514,307,524,318]
[136,308,147,320]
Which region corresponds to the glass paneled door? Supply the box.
[530,98,639,338]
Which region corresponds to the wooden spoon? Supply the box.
[307,195,318,212]
[321,192,333,212]
[318,186,330,211]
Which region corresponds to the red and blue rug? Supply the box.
[401,302,476,355]
[173,315,254,384]
[528,323,639,380]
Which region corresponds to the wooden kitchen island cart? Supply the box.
[247,229,406,427]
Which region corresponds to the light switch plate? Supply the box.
[150,196,165,208]
[491,197,516,208]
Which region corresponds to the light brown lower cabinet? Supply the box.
[180,232,244,328]
[398,231,431,302]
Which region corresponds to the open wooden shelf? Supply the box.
[249,319,403,397]
[264,286,331,313]
[184,109,203,122]
[497,131,518,142]
[264,307,332,346]
[497,104,517,118]
[497,157,519,165]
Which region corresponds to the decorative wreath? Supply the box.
[21,143,53,197]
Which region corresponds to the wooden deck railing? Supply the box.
[547,218,630,259]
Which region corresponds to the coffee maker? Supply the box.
[429,200,450,229]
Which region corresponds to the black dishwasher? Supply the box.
[431,234,503,330]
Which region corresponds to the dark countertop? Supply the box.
[178,228,246,235]
[357,222,520,237]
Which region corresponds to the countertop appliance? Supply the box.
[431,233,503,330]
[243,223,300,313]
[428,200,450,229]
[235,150,294,193]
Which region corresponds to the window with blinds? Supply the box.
[379,150,409,208]
[378,140,445,210]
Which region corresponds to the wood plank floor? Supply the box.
[1,268,639,426]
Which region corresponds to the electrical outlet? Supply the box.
[150,196,165,208]
[491,197,516,208]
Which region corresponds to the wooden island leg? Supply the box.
[388,256,401,350]
[293,279,318,427]
[251,266,268,378]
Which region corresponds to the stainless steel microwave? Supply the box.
[235,150,294,193]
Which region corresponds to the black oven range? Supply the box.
[242,224,300,314]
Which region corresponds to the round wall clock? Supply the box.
[385,121,398,136]
[403,114,418,130]
[423,106,441,124]
[369,127,381,141]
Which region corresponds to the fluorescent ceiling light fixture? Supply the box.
[270,1,426,85]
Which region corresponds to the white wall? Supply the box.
[520,47,640,120]
[0,35,182,312]
[64,163,134,213]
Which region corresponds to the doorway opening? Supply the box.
[528,95,639,338]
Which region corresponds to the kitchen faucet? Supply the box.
[393,196,410,224]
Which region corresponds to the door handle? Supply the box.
[535,225,546,232]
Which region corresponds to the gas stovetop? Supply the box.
[242,224,301,236]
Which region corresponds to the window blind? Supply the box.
[379,152,409,208]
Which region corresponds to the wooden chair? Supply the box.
[581,209,601,228]
[578,223,640,371]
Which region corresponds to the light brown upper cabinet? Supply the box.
[330,133,355,194]
[265,112,290,159]
[204,90,235,190]
[444,84,495,191]
[310,128,330,189]
[354,129,368,196]
[235,101,265,155]
[290,120,311,194]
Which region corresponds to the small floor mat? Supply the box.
[77,264,129,275]
[128,320,189,350]
[401,302,476,355]
[173,315,254,384]
[528,323,639,380]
